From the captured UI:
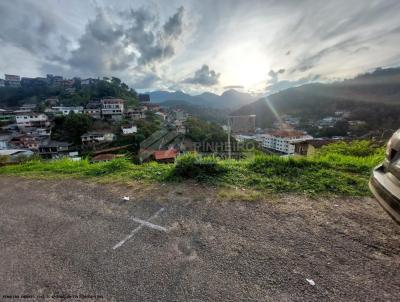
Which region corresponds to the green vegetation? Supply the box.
[233,67,400,136]
[51,112,93,145]
[0,140,384,197]
[172,153,227,180]
[0,77,138,107]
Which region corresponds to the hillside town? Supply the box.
[0,72,374,163]
[0,73,193,163]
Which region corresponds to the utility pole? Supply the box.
[227,117,231,159]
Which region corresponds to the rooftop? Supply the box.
[154,149,179,160]
[267,130,307,138]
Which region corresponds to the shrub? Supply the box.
[172,153,226,180]
[318,140,384,157]
[248,155,329,175]
[85,158,131,176]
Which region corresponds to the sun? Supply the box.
[220,44,270,90]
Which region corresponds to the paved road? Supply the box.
[0,176,399,301]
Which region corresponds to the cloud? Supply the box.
[0,1,69,60]
[0,2,185,79]
[267,69,286,84]
[183,64,220,86]
[122,6,185,66]
[65,6,185,76]
[223,85,244,89]
[266,74,321,95]
[67,10,132,75]
[131,73,161,89]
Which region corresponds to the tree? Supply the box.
[51,113,93,145]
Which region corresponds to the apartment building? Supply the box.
[15,113,50,129]
[5,74,20,87]
[262,130,312,155]
[101,98,125,121]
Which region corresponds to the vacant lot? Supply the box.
[0,176,399,301]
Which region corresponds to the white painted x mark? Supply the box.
[113,207,167,250]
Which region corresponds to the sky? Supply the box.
[1,0,400,95]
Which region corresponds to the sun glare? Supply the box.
[221,44,269,90]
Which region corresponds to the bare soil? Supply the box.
[0,176,399,301]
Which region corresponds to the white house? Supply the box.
[52,106,83,115]
[121,125,138,135]
[262,130,312,155]
[81,132,116,144]
[15,113,50,129]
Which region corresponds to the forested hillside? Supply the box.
[233,67,400,131]
[0,77,138,107]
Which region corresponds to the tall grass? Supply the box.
[0,140,385,197]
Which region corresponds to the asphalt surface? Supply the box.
[0,176,399,301]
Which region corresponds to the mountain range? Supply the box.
[149,89,256,109]
[232,67,400,130]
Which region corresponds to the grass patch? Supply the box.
[0,140,385,197]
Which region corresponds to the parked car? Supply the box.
[369,129,400,224]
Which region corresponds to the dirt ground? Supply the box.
[0,176,399,301]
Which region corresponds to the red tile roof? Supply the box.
[154,149,179,160]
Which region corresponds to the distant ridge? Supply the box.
[148,89,256,109]
[233,67,400,129]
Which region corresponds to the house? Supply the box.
[262,130,312,155]
[124,108,146,120]
[139,129,189,162]
[46,74,63,86]
[145,103,161,111]
[0,149,34,162]
[171,109,188,122]
[81,78,97,85]
[0,132,12,149]
[155,111,166,120]
[101,98,125,121]
[173,120,186,134]
[121,124,137,135]
[0,109,15,123]
[4,74,20,87]
[20,103,37,111]
[81,132,116,145]
[15,113,50,129]
[52,106,83,115]
[0,79,5,87]
[228,115,256,133]
[45,97,59,106]
[17,135,40,150]
[83,108,101,119]
[62,79,75,88]
[319,116,340,127]
[138,94,150,103]
[38,141,72,159]
[294,139,336,156]
[153,149,179,163]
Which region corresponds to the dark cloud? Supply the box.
[66,6,185,75]
[183,65,220,86]
[67,10,132,75]
[164,6,184,38]
[0,1,68,58]
[267,69,286,84]
[122,6,185,66]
